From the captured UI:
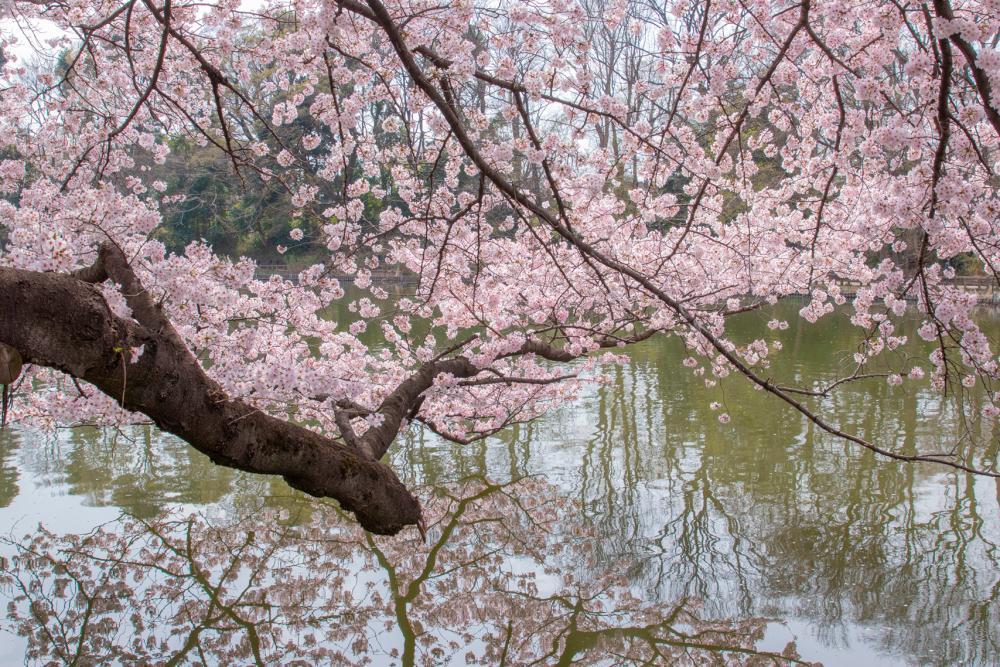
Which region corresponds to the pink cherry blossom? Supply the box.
[0,0,997,533]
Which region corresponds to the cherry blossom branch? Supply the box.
[932,0,1000,139]
[343,0,999,478]
[777,371,892,398]
[0,242,421,533]
[343,328,655,459]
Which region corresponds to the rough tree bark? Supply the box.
[0,242,421,534]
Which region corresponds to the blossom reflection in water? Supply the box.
[1,478,806,665]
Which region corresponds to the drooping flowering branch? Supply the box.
[336,0,1000,476]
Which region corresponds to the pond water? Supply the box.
[0,301,998,665]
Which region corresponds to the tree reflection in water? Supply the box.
[2,303,999,664]
[0,478,805,665]
[0,429,19,509]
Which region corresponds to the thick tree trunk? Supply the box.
[0,246,421,534]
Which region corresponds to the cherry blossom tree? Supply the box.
[0,0,998,533]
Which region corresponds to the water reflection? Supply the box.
[0,479,801,665]
[0,302,998,664]
[389,303,1000,664]
[14,427,236,519]
[0,430,18,509]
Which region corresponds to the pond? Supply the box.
[0,301,998,665]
